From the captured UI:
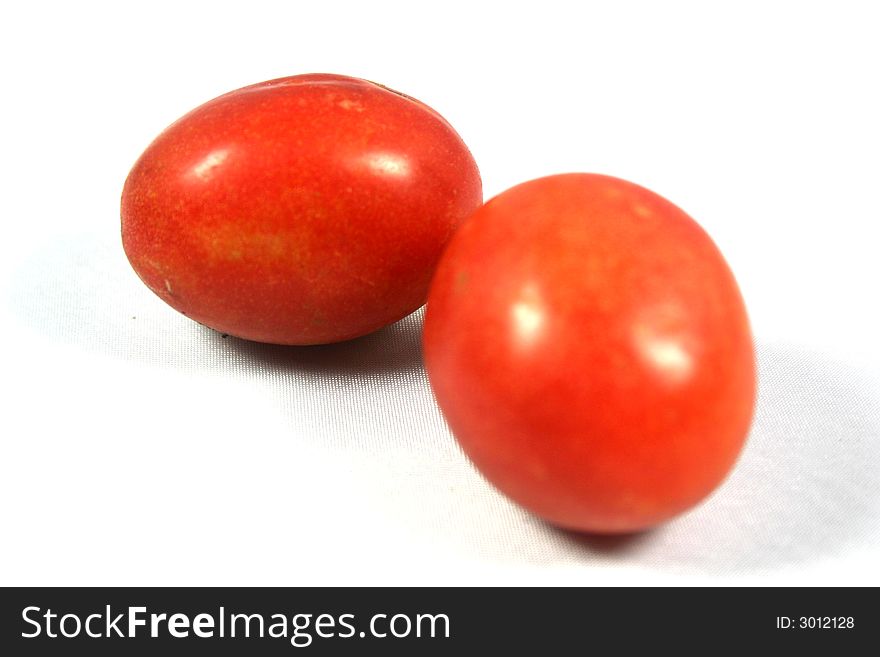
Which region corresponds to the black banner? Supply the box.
[0,587,872,654]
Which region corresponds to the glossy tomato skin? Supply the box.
[424,174,755,533]
[122,73,481,345]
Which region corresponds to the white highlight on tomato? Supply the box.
[191,148,230,182]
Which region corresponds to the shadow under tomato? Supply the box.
[552,526,659,556]
[202,310,424,378]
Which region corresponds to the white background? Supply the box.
[1,0,878,585]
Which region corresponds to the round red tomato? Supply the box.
[122,73,481,345]
[424,173,755,533]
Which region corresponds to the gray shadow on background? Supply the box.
[6,233,879,573]
[200,319,424,379]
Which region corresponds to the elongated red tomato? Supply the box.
[122,73,481,345]
[424,174,756,533]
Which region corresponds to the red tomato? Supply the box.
[122,73,481,344]
[424,174,755,533]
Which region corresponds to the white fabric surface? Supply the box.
[1,1,878,585]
